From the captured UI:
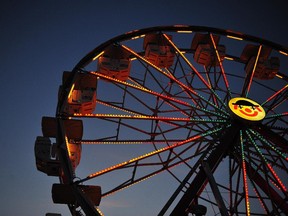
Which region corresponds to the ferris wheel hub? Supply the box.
[228,97,266,122]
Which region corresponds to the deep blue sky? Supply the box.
[1,0,287,215]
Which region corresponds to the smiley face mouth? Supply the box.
[233,103,262,118]
[239,109,259,117]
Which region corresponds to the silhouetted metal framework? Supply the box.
[35,25,288,215]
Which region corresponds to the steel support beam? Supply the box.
[170,124,240,215]
[201,161,229,216]
[245,160,288,215]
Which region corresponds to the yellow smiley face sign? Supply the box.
[228,97,266,122]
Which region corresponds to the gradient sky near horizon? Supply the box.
[1,0,288,215]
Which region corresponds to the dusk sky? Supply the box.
[1,1,288,215]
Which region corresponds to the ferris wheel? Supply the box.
[35,25,288,216]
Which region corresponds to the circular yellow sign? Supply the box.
[228,97,266,121]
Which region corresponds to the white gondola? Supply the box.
[39,117,83,172]
[34,136,60,176]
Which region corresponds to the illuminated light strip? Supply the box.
[73,113,190,121]
[227,35,243,41]
[103,155,191,198]
[73,113,227,124]
[267,163,287,192]
[204,67,213,93]
[265,112,288,119]
[203,66,219,107]
[253,188,268,214]
[93,75,227,120]
[270,179,282,190]
[67,83,75,99]
[261,84,288,106]
[188,101,228,118]
[166,66,220,114]
[224,56,234,61]
[95,207,104,216]
[166,69,228,116]
[65,136,72,158]
[131,34,145,40]
[121,45,163,71]
[102,84,226,120]
[162,34,210,88]
[210,33,231,97]
[246,45,262,97]
[96,99,138,115]
[208,35,229,106]
[276,74,283,79]
[249,129,288,161]
[92,51,104,61]
[96,90,209,128]
[81,141,146,145]
[121,44,228,116]
[82,126,223,180]
[163,68,228,116]
[177,30,193,33]
[158,87,191,117]
[164,68,198,106]
[103,151,196,198]
[90,71,191,108]
[246,130,287,193]
[127,77,145,88]
[279,50,288,56]
[240,130,251,216]
[163,34,229,111]
[102,173,158,198]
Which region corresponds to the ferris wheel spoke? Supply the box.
[164,67,229,116]
[102,144,208,198]
[209,33,232,98]
[248,129,288,162]
[77,126,223,184]
[245,130,288,193]
[122,44,229,116]
[90,71,194,110]
[252,124,288,153]
[90,70,194,112]
[203,68,221,107]
[171,124,238,215]
[72,113,226,140]
[239,130,251,215]
[90,72,229,121]
[244,159,288,214]
[263,88,288,114]
[252,185,270,214]
[241,45,263,97]
[261,84,288,107]
[163,33,228,110]
[233,132,287,215]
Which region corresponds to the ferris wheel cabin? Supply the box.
[143,33,175,68]
[240,44,280,80]
[60,71,97,115]
[97,45,131,81]
[34,117,83,176]
[191,33,226,67]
